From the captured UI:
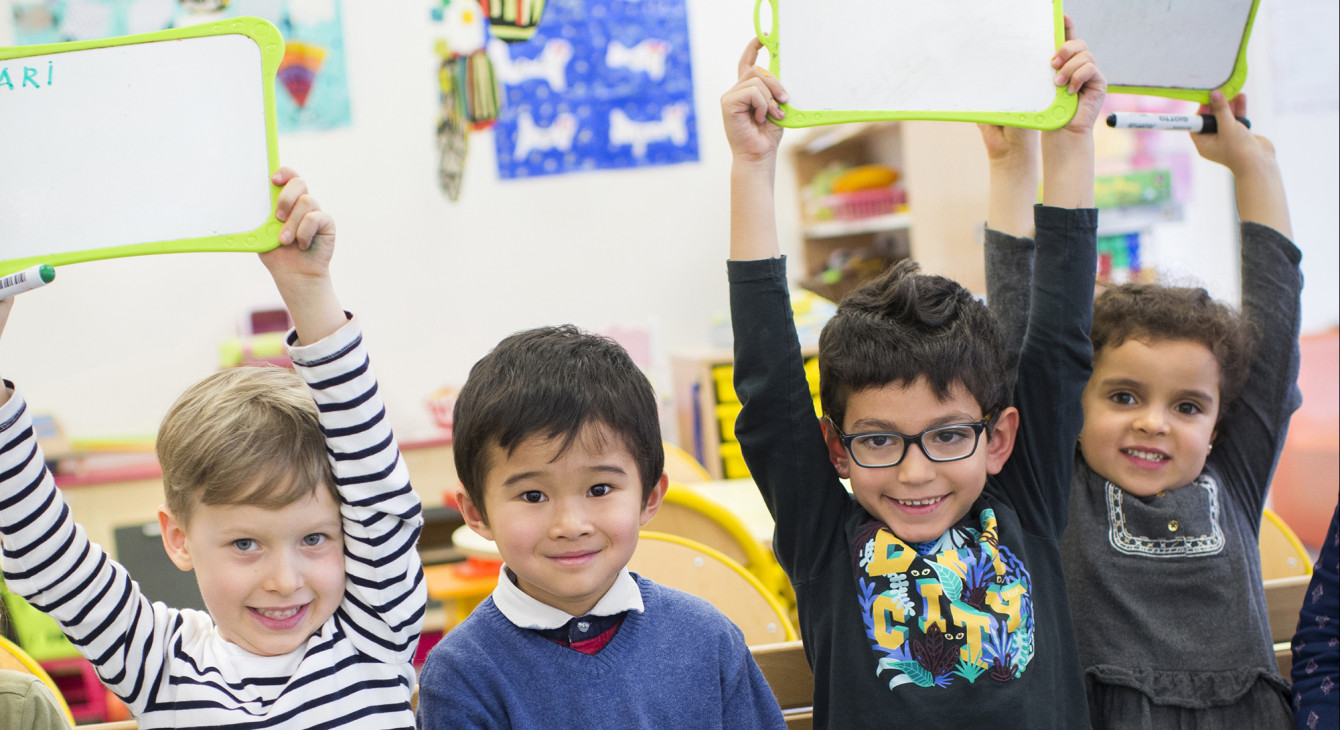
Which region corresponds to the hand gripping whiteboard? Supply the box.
[1067,0,1259,102]
[0,18,284,278]
[756,0,1077,130]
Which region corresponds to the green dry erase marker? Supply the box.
[0,264,56,300]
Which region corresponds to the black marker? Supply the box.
[1106,112,1250,132]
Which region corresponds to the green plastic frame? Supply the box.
[1107,0,1259,102]
[755,0,1078,130]
[0,18,284,278]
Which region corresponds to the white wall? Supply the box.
[1,1,1333,444]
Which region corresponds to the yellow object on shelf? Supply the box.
[712,364,737,404]
[831,164,899,193]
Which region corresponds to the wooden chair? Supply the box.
[1260,508,1315,680]
[644,484,792,609]
[629,532,796,646]
[664,441,713,483]
[751,640,814,730]
[0,634,75,724]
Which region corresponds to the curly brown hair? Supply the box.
[1091,284,1257,422]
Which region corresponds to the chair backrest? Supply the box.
[1259,508,1314,681]
[751,640,814,730]
[663,441,713,483]
[1260,508,1313,581]
[629,532,795,645]
[0,635,75,724]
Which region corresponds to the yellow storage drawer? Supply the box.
[712,364,738,404]
[719,440,751,479]
[716,401,743,442]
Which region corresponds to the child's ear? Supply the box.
[456,488,495,542]
[822,418,852,479]
[984,407,1020,475]
[157,506,194,572]
[639,473,670,526]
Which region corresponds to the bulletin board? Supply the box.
[1067,0,1259,102]
[0,19,284,278]
[757,0,1077,130]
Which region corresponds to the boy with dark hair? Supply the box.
[416,325,785,729]
[719,26,1105,726]
[0,170,425,728]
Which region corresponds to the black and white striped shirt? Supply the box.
[0,319,425,728]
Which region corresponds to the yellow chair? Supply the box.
[629,531,796,646]
[663,441,713,483]
[1260,507,1313,581]
[645,484,792,608]
[0,634,75,725]
[1260,507,1315,679]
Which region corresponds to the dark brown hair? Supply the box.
[819,260,1009,430]
[1091,283,1257,421]
[452,325,664,522]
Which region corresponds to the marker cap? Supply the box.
[38,265,55,284]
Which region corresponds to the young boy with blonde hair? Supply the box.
[416,325,785,729]
[0,169,425,728]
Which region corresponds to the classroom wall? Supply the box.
[1,1,1334,445]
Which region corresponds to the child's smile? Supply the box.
[159,487,346,657]
[463,424,666,617]
[1080,338,1221,496]
[826,378,1015,545]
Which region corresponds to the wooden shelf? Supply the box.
[803,211,913,239]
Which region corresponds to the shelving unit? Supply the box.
[671,348,819,480]
[787,120,991,298]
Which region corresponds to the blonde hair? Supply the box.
[156,366,335,529]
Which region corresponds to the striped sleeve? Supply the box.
[0,383,174,717]
[285,317,426,666]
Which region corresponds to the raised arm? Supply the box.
[724,39,787,262]
[724,41,850,578]
[1191,91,1292,238]
[1040,16,1102,211]
[979,126,1040,386]
[263,168,346,345]
[1190,96,1302,514]
[1001,22,1103,534]
[263,171,426,663]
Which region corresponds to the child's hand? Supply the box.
[980,124,1040,236]
[721,39,788,166]
[1050,16,1106,135]
[1192,91,1290,236]
[260,168,345,345]
[1191,91,1275,175]
[0,297,12,343]
[978,124,1040,167]
[260,167,337,285]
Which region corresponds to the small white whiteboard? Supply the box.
[758,0,1076,129]
[0,18,284,277]
[1067,0,1259,100]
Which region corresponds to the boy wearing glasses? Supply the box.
[720,34,1104,726]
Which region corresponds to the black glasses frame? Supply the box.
[829,415,994,468]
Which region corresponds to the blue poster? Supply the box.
[490,0,699,179]
[10,0,351,133]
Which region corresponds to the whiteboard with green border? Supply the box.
[1068,0,1259,102]
[0,18,284,278]
[756,0,1077,130]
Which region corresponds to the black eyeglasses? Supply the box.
[829,415,993,468]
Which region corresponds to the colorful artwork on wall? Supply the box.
[490,0,699,179]
[9,0,351,133]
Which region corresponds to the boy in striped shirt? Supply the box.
[0,169,425,728]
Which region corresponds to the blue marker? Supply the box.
[0,265,56,300]
[1106,112,1251,133]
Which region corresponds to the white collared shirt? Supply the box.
[491,564,644,630]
